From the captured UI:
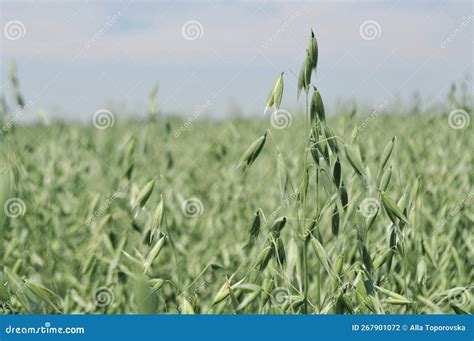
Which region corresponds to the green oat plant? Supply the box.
[0,30,472,314]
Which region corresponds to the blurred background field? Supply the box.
[0,85,472,314]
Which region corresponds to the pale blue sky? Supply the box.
[0,0,472,122]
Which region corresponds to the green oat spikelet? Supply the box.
[237,132,267,172]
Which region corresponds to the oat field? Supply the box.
[1,31,472,315]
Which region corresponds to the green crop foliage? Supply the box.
[0,30,472,315]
